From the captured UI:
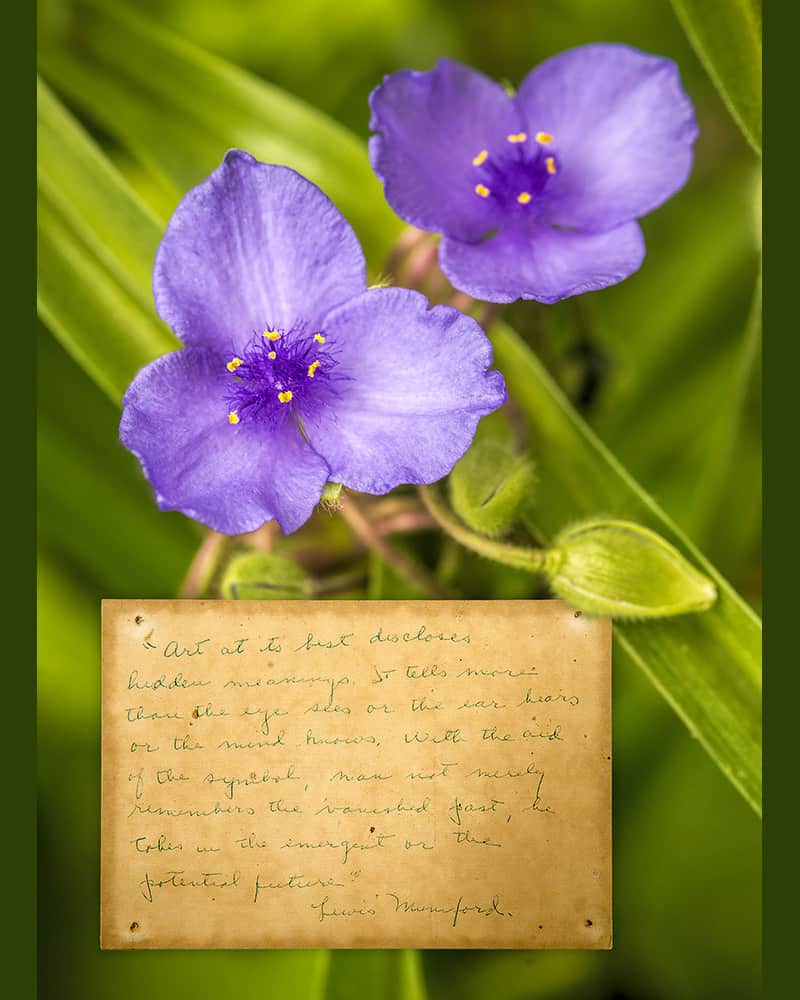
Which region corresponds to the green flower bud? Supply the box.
[219,552,309,600]
[547,519,717,619]
[449,410,535,537]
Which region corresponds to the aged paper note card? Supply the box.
[101,600,611,949]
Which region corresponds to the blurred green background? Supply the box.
[37,0,761,997]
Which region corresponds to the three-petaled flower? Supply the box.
[121,151,506,534]
[369,44,698,304]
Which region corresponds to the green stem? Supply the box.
[419,484,560,576]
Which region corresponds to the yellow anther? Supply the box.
[278,390,293,404]
[545,156,557,175]
[535,131,554,145]
[507,132,527,143]
[313,333,326,344]
[228,411,240,425]
[474,183,491,198]
[226,356,243,373]
[263,329,281,341]
[268,350,277,360]
[517,191,532,205]
[472,149,488,166]
[307,360,321,378]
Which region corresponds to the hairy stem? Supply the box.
[419,484,557,575]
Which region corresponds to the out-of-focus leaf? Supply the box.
[614,724,760,999]
[38,190,174,403]
[591,166,760,547]
[670,0,761,153]
[37,77,162,303]
[38,0,402,266]
[490,321,761,814]
[38,80,177,402]
[422,951,595,1000]
[38,328,197,596]
[325,951,427,1000]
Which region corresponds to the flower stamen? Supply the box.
[307,360,321,378]
[228,410,240,424]
[226,356,243,372]
[507,132,527,143]
[313,333,326,343]
[535,131,554,145]
[268,350,277,359]
[278,390,293,404]
[475,183,491,198]
[472,149,489,166]
[263,329,281,341]
[517,191,532,205]
[545,156,557,175]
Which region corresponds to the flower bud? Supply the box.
[219,552,309,600]
[547,519,717,619]
[449,410,535,537]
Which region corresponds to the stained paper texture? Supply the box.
[101,600,611,949]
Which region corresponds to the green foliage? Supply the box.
[670,0,762,153]
[491,321,761,814]
[37,79,177,402]
[38,0,402,265]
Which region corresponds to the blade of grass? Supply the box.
[670,0,761,153]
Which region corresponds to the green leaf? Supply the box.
[325,951,427,1000]
[592,167,760,541]
[490,321,761,814]
[37,79,177,402]
[449,409,536,537]
[38,0,402,266]
[670,0,761,153]
[550,518,717,618]
[38,327,198,596]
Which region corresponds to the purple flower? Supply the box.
[121,151,506,535]
[369,45,698,304]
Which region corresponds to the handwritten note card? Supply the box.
[101,600,611,949]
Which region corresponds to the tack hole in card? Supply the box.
[101,599,611,949]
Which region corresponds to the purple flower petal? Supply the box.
[440,222,645,304]
[153,151,366,354]
[369,59,524,241]
[121,348,330,534]
[516,44,697,232]
[300,288,506,492]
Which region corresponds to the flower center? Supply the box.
[224,323,338,427]
[470,130,558,217]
